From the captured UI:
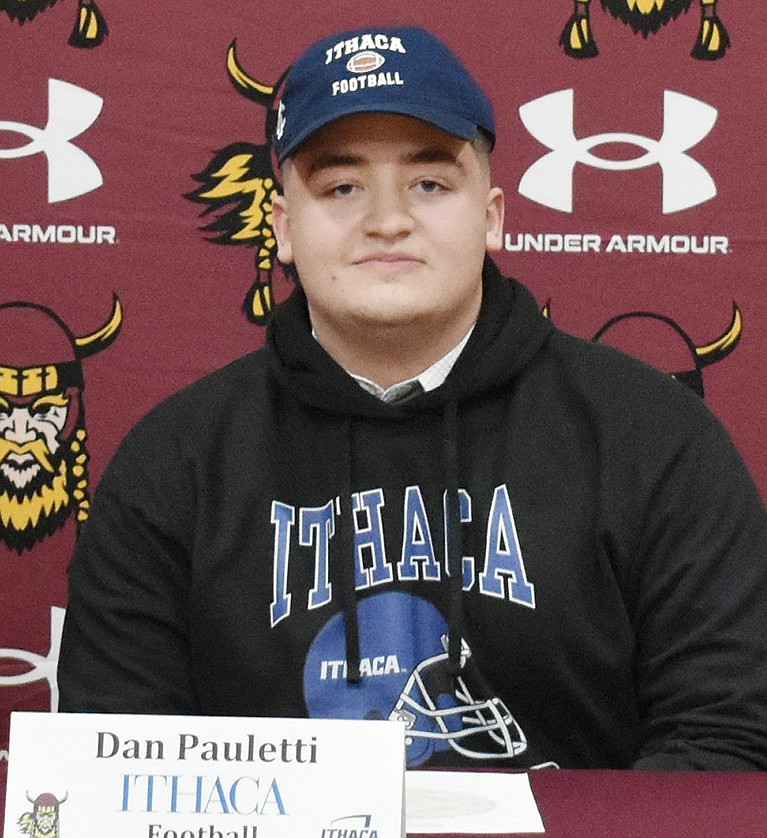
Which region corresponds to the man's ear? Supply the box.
[485,186,505,253]
[271,194,294,264]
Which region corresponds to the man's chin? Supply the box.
[346,291,443,326]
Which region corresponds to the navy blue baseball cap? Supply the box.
[273,26,495,163]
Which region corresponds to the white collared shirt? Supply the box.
[350,328,474,403]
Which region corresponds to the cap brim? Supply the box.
[277,101,482,162]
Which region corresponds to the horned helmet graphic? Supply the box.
[0,0,107,47]
[187,42,290,325]
[18,791,68,837]
[544,301,742,399]
[591,303,742,398]
[561,0,729,61]
[0,296,122,552]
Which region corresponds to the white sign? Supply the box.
[3,712,405,838]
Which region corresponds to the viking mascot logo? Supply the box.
[545,301,742,399]
[187,43,289,324]
[592,303,742,398]
[18,791,67,838]
[561,0,729,60]
[0,0,107,47]
[0,297,121,552]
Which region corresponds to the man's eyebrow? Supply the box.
[405,147,463,167]
[305,146,463,176]
[306,153,364,176]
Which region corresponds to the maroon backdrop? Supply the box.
[1,1,764,828]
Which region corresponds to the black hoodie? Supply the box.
[59,259,767,770]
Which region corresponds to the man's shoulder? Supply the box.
[542,326,714,426]
[163,349,269,411]
[119,349,270,452]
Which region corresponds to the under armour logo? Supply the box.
[518,89,718,214]
[0,79,103,203]
[0,606,64,712]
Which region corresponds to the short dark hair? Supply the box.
[471,127,494,177]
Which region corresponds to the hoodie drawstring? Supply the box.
[338,416,362,683]
[340,399,466,683]
[443,399,465,677]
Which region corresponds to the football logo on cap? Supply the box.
[347,51,386,73]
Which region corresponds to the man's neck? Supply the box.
[312,316,477,390]
[351,327,473,399]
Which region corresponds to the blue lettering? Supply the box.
[121,773,165,812]
[201,775,230,814]
[260,777,287,815]
[479,485,535,607]
[271,484,536,622]
[122,774,282,816]
[398,486,440,581]
[301,501,335,609]
[229,776,260,815]
[353,489,391,587]
[169,774,200,813]
[443,488,475,589]
[270,501,295,625]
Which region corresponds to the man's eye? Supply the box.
[331,183,356,196]
[417,180,444,193]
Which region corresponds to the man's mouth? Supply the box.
[354,253,424,269]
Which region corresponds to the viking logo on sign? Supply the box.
[17,789,68,838]
[0,79,103,204]
[518,89,717,214]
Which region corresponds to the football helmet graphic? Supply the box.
[303,591,526,766]
[389,634,527,762]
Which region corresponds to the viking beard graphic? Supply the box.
[0,0,58,24]
[0,425,87,552]
[31,808,58,838]
[600,0,693,35]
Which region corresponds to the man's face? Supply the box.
[272,113,504,352]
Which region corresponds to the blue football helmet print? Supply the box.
[303,591,527,766]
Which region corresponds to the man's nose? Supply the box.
[363,186,415,238]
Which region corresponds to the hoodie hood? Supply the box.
[266,257,553,416]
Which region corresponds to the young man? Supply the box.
[58,26,767,770]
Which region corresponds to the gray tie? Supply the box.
[384,380,425,404]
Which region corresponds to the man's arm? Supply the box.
[628,408,767,770]
[58,416,200,714]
